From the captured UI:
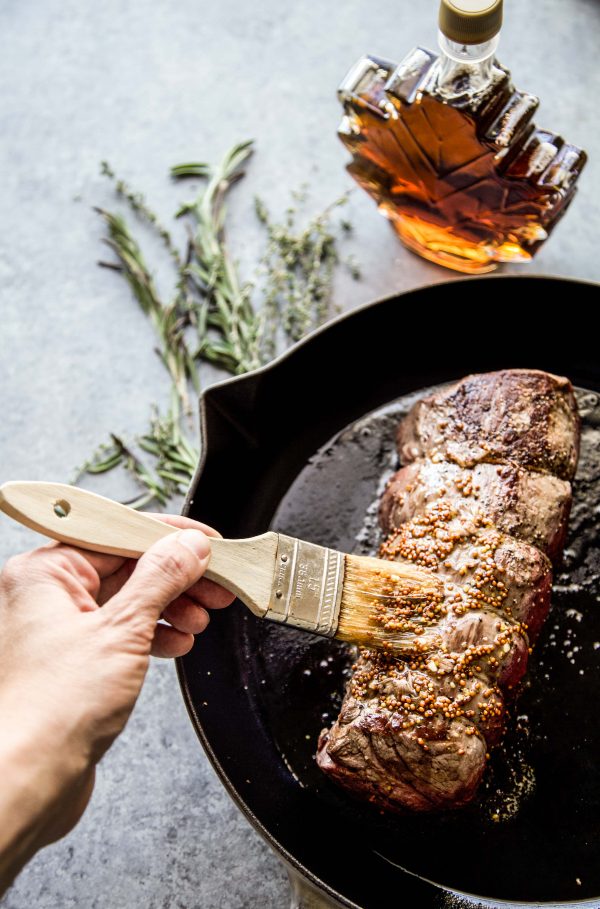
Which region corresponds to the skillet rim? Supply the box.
[177,273,600,909]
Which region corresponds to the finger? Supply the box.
[104,530,211,622]
[37,540,128,581]
[146,518,232,608]
[97,560,136,606]
[32,513,219,583]
[50,515,222,593]
[162,596,210,635]
[151,624,195,658]
[146,513,222,538]
[185,576,236,610]
[98,562,234,610]
[3,546,101,607]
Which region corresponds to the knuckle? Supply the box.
[144,547,191,585]
[102,605,154,650]
[34,551,77,588]
[1,547,99,598]
[70,553,101,597]
[0,553,28,589]
[46,550,77,577]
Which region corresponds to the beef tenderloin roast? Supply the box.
[317,370,579,812]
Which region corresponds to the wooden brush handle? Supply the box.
[0,481,277,615]
[0,481,179,556]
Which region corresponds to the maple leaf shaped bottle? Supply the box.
[338,0,587,273]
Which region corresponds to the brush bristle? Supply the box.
[336,554,444,654]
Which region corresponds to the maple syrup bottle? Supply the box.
[338,0,587,273]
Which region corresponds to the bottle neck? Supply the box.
[435,30,500,100]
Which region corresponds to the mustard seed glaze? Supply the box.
[318,371,579,812]
[255,379,600,901]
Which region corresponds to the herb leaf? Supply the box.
[80,142,357,509]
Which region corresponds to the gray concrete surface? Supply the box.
[0,0,598,906]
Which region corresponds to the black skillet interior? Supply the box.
[179,276,600,909]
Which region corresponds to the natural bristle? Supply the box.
[336,554,444,653]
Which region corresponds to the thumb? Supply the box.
[104,529,211,622]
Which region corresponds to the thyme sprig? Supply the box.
[255,190,352,347]
[80,142,357,508]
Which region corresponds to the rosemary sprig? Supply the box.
[80,142,358,509]
[95,208,197,410]
[138,404,199,493]
[173,140,264,375]
[100,161,182,266]
[75,433,166,509]
[75,401,199,509]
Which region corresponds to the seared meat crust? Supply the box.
[317,370,579,812]
[380,459,572,563]
[397,369,579,480]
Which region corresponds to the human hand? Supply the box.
[0,514,234,893]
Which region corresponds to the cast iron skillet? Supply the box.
[178,276,600,909]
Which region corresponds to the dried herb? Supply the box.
[79,142,357,508]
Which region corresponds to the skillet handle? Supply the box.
[287,867,346,909]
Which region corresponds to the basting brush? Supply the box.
[0,482,443,654]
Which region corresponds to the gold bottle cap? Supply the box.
[439,0,503,45]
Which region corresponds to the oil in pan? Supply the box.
[246,385,600,905]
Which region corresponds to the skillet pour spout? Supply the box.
[178,276,600,909]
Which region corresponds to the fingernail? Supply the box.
[177,529,211,560]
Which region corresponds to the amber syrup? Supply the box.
[339,49,586,273]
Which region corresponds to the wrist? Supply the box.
[0,698,90,896]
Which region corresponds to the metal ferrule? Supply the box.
[266,533,345,637]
